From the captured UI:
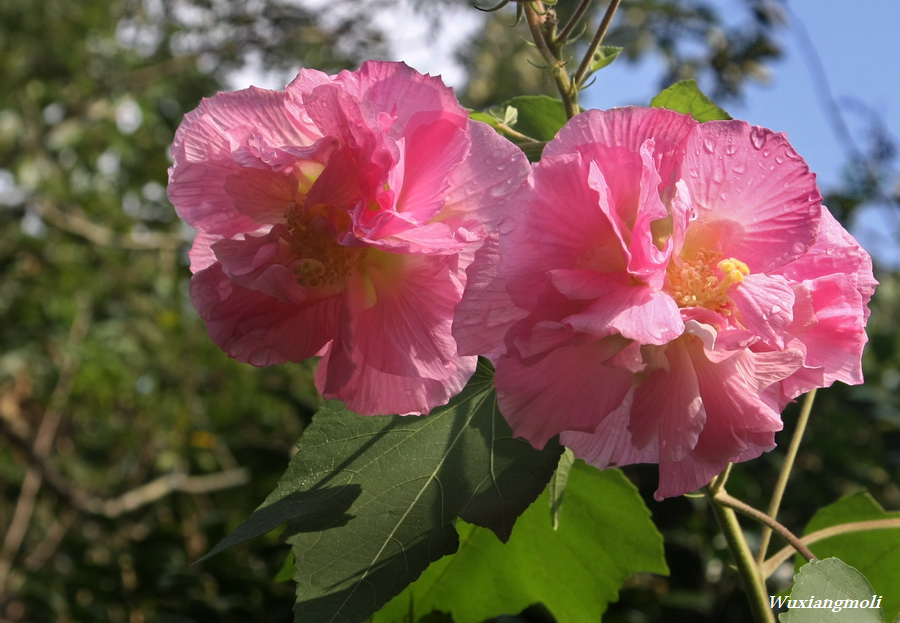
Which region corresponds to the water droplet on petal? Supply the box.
[731,162,747,174]
[702,136,716,154]
[770,304,782,315]
[725,143,737,156]
[749,127,767,150]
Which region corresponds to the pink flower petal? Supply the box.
[679,122,822,272]
[551,270,684,344]
[350,253,464,381]
[452,233,528,361]
[495,337,635,449]
[629,340,705,462]
[440,120,532,232]
[729,273,795,347]
[190,264,341,366]
[317,343,476,416]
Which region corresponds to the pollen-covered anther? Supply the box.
[717,257,750,286]
[287,207,366,289]
[665,252,750,311]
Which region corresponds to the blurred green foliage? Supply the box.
[0,0,896,621]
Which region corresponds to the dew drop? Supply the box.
[702,136,716,154]
[774,156,784,164]
[763,149,771,158]
[724,143,737,156]
[490,184,508,198]
[731,162,747,174]
[770,304,782,315]
[749,127,767,150]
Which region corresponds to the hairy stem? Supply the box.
[756,389,817,565]
[707,489,776,623]
[573,0,621,87]
[523,2,579,118]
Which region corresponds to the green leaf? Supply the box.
[649,80,732,123]
[373,461,668,623]
[798,492,900,619]
[588,45,623,73]
[779,558,884,623]
[276,359,562,622]
[504,94,569,142]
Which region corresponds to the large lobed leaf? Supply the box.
[373,460,669,623]
[780,558,884,623]
[205,359,562,623]
[797,492,900,620]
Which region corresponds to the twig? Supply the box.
[523,2,579,118]
[556,0,594,43]
[573,0,621,88]
[756,389,816,565]
[714,491,816,563]
[32,199,182,250]
[762,517,900,579]
[707,489,775,623]
[0,295,90,599]
[0,417,249,518]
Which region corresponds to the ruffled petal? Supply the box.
[629,339,705,462]
[495,337,634,449]
[729,273,795,348]
[439,120,531,233]
[317,343,476,416]
[544,106,697,193]
[349,252,464,381]
[679,121,822,272]
[453,233,528,361]
[168,86,319,236]
[551,270,684,344]
[190,264,341,366]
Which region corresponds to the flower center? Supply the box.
[665,250,749,311]
[285,162,367,289]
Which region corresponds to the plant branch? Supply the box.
[523,2,579,118]
[707,489,775,623]
[573,0,621,88]
[757,389,817,565]
[714,491,816,563]
[762,517,900,579]
[0,416,249,519]
[556,0,593,43]
[0,294,90,599]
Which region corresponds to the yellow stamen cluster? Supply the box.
[286,205,365,289]
[666,250,749,311]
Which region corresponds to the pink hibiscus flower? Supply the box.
[168,61,529,415]
[454,107,876,499]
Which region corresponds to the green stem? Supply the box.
[707,489,776,623]
[573,0,621,88]
[523,2,579,118]
[715,492,816,563]
[556,0,593,43]
[756,389,817,565]
[762,517,900,579]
